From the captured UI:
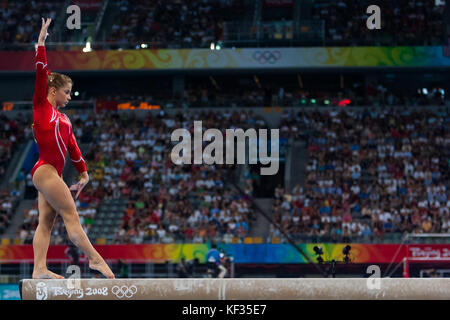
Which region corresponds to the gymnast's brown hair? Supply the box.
[47,72,73,93]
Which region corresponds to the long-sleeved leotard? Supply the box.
[30,45,87,179]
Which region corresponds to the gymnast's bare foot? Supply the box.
[32,268,64,279]
[89,258,115,279]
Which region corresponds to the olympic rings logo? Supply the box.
[111,285,138,299]
[252,50,282,64]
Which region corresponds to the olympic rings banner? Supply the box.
[0,46,449,71]
[1,244,449,263]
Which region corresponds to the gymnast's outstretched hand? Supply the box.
[69,171,89,199]
[38,17,52,46]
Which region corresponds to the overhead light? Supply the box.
[422,88,428,95]
[82,41,92,52]
[215,41,223,50]
[338,99,351,107]
[210,42,215,50]
[74,91,79,97]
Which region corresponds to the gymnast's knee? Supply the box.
[35,222,52,235]
[60,207,79,221]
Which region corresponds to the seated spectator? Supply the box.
[422,217,433,233]
[384,219,393,233]
[361,222,372,242]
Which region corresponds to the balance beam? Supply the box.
[19,278,450,300]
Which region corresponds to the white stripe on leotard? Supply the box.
[36,62,47,69]
[56,118,68,153]
[54,118,66,163]
[50,109,57,123]
[71,156,85,163]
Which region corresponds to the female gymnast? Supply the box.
[31,18,114,279]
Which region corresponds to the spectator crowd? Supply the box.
[106,0,244,49]
[0,113,29,181]
[312,0,444,46]
[0,189,19,235]
[0,0,445,50]
[0,0,61,48]
[0,112,29,236]
[270,107,450,243]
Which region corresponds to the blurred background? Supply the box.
[0,0,450,300]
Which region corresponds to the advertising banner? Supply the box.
[1,243,449,264]
[1,47,449,72]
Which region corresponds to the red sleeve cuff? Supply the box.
[72,158,87,174]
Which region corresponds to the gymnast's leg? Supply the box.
[32,191,64,279]
[32,164,114,278]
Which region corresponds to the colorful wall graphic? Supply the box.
[1,46,449,72]
[1,244,448,264]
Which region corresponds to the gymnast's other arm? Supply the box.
[67,126,89,199]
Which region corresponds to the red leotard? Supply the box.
[30,46,87,179]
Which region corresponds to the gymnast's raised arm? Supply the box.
[33,18,52,107]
